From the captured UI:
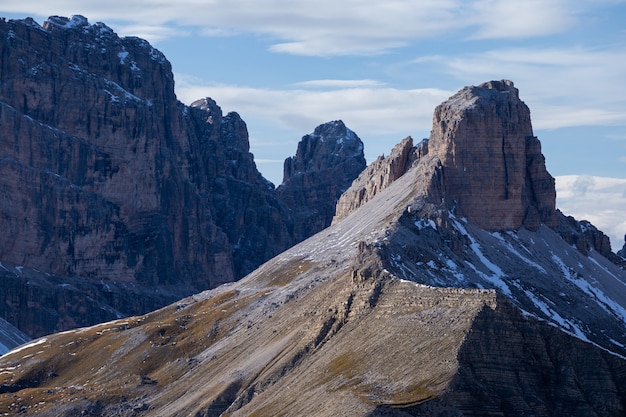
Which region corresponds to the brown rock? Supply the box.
[427,80,557,231]
[0,17,363,337]
[333,136,426,222]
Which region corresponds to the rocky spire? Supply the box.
[277,120,366,242]
[427,80,557,231]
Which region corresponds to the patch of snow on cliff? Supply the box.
[552,253,626,323]
[415,218,437,231]
[452,216,511,295]
[496,232,547,274]
[523,288,589,342]
[118,51,129,64]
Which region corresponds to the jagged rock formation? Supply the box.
[427,80,557,231]
[335,81,558,232]
[277,120,366,242]
[334,136,426,222]
[1,81,625,416]
[0,16,365,338]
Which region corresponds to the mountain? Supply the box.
[277,120,367,243]
[1,80,624,416]
[0,316,30,356]
[0,16,365,338]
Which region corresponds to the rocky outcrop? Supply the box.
[556,211,625,266]
[333,136,426,222]
[1,77,625,416]
[0,16,363,337]
[277,120,366,242]
[335,81,557,233]
[427,80,557,231]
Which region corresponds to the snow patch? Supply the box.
[552,253,626,323]
[452,216,511,295]
[2,338,47,358]
[415,218,437,231]
[118,51,129,64]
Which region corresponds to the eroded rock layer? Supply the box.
[0,16,365,337]
[427,80,557,231]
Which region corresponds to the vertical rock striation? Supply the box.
[277,120,366,242]
[0,16,365,337]
[427,80,557,231]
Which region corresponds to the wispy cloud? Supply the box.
[293,79,385,88]
[414,46,626,129]
[175,74,450,136]
[2,0,591,56]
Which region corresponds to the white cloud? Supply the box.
[293,79,385,88]
[175,74,450,136]
[2,0,588,56]
[556,175,626,252]
[419,46,626,129]
[467,0,576,39]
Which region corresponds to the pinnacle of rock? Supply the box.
[427,80,558,231]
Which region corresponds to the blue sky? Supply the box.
[2,1,626,248]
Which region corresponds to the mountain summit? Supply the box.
[1,80,624,416]
[427,80,557,231]
[0,16,365,338]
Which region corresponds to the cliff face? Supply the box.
[278,120,366,242]
[0,16,365,337]
[333,136,425,222]
[427,80,557,231]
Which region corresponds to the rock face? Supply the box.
[0,16,365,337]
[1,117,625,415]
[277,121,366,242]
[333,136,426,222]
[428,80,557,231]
[0,80,625,416]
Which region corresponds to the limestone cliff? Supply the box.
[277,120,366,242]
[427,80,557,231]
[333,136,426,222]
[335,80,557,232]
[0,16,364,337]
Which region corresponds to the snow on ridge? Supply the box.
[521,286,589,342]
[552,252,626,323]
[1,338,47,358]
[451,216,511,295]
[496,232,547,274]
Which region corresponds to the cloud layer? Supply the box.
[1,0,588,55]
[556,175,626,252]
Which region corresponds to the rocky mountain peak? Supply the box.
[0,17,366,338]
[282,120,364,179]
[277,120,366,242]
[427,79,557,231]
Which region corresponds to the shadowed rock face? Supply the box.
[0,16,365,337]
[277,120,366,242]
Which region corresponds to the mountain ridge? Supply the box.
[0,15,366,338]
[0,79,625,416]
